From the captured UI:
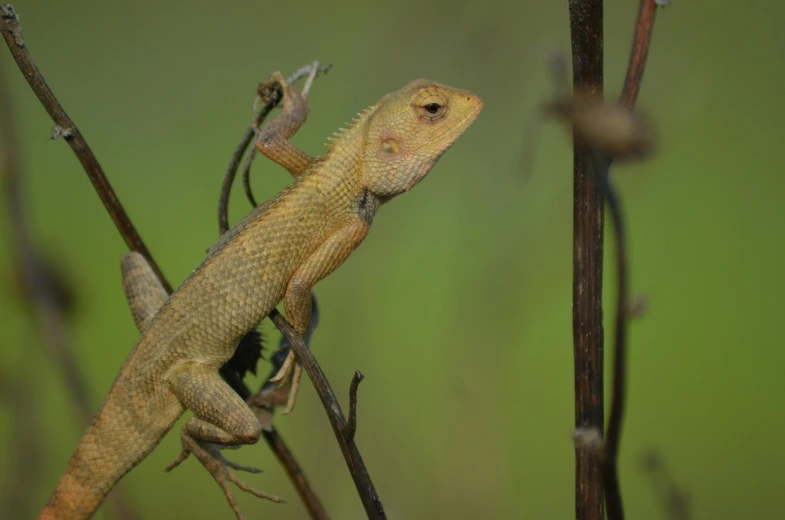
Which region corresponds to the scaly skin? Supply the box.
[38,71,482,520]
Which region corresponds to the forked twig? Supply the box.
[270,311,386,520]
[218,63,330,234]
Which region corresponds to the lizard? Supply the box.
[38,66,483,520]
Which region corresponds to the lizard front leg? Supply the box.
[270,216,370,414]
[254,64,321,178]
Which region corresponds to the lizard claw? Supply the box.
[166,432,283,519]
[267,351,302,415]
[269,350,296,384]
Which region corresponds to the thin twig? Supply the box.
[270,311,386,520]
[0,7,324,516]
[262,427,330,520]
[0,4,171,293]
[0,52,139,520]
[568,1,605,519]
[218,63,330,235]
[242,147,259,207]
[346,371,364,442]
[595,157,626,520]
[218,99,279,234]
[601,2,660,518]
[620,0,658,108]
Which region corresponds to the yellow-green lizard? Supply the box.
[38,68,482,520]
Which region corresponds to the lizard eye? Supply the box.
[420,102,445,120]
[414,88,449,120]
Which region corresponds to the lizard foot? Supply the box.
[268,351,303,415]
[165,432,284,519]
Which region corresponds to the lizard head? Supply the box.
[362,79,483,200]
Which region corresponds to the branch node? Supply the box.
[346,370,364,442]
[572,427,605,455]
[50,125,73,140]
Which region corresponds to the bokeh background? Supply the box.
[1,0,784,518]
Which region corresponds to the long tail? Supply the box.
[38,382,181,520]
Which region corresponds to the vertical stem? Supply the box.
[568,1,604,519]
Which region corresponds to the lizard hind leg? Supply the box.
[165,362,283,519]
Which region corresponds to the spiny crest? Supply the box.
[323,102,380,152]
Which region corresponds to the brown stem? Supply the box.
[568,1,605,520]
[0,6,325,518]
[270,311,386,520]
[0,51,139,520]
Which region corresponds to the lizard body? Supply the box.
[39,71,482,520]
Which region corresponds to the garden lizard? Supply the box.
[38,67,482,520]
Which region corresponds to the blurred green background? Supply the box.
[2,0,784,518]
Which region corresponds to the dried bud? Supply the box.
[544,90,656,161]
[253,80,282,111]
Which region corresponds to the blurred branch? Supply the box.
[602,2,660,518]
[621,0,659,108]
[568,1,605,519]
[0,50,138,520]
[596,155,626,520]
[0,6,327,518]
[640,450,692,520]
[270,311,386,520]
[0,4,171,293]
[0,367,44,519]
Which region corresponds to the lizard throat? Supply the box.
[357,188,382,224]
